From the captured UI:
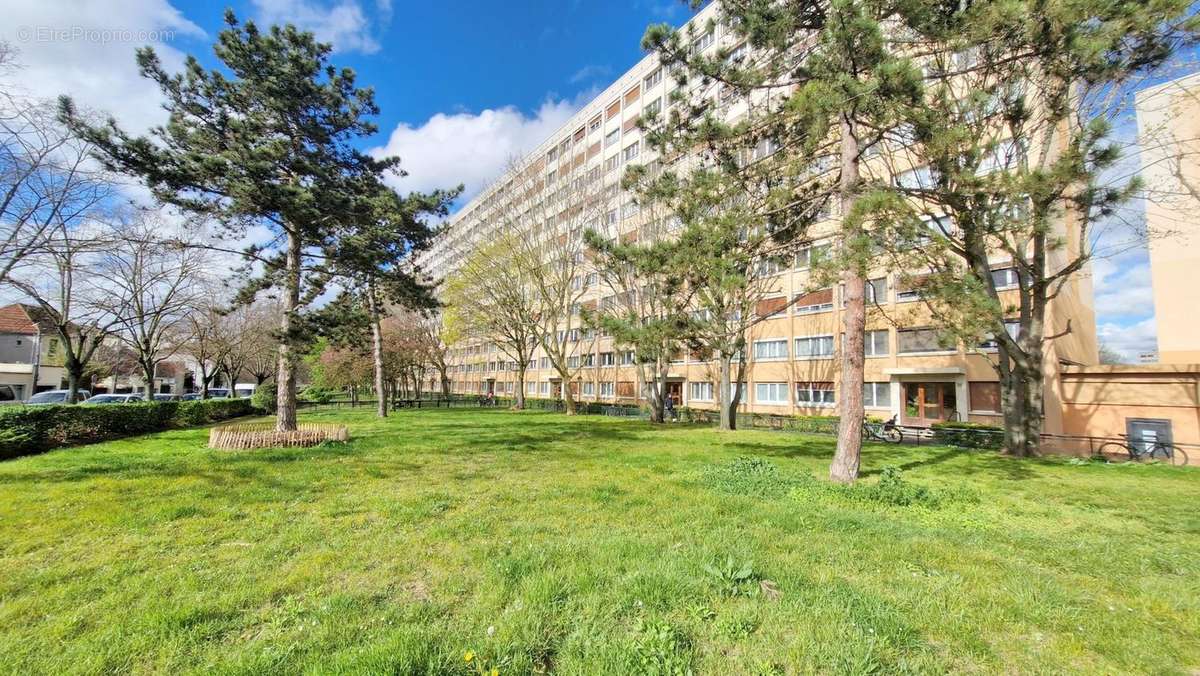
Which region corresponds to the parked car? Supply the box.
[83,394,144,405]
[153,394,180,402]
[206,388,232,399]
[27,389,91,405]
[180,393,202,401]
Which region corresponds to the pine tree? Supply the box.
[60,11,402,431]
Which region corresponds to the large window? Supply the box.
[795,243,831,269]
[753,339,788,361]
[898,328,947,354]
[991,267,1018,289]
[863,382,891,408]
[582,382,595,396]
[623,142,640,162]
[539,382,550,395]
[689,381,714,401]
[795,288,833,314]
[978,320,1021,349]
[969,382,1001,412]
[644,67,663,89]
[600,382,615,398]
[796,382,835,406]
[600,352,615,366]
[755,382,789,404]
[795,335,835,359]
[605,128,620,148]
[692,29,715,52]
[865,329,889,357]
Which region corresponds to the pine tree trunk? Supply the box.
[830,116,865,483]
[718,353,734,431]
[366,282,388,418]
[275,232,301,432]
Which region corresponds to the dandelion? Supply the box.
[487,625,495,636]
[490,669,499,676]
[464,650,474,663]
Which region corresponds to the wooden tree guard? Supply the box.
[208,423,349,450]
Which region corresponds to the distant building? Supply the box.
[1137,72,1200,364]
[0,303,67,400]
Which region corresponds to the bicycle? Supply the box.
[863,414,903,444]
[1096,435,1189,466]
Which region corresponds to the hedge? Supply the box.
[0,398,257,459]
[931,421,1005,449]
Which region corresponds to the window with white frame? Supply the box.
[692,29,714,53]
[621,350,636,365]
[588,116,602,134]
[795,243,831,269]
[978,320,1021,349]
[527,381,537,394]
[582,382,595,396]
[623,142,640,162]
[794,335,835,359]
[865,329,890,357]
[644,67,663,88]
[755,382,789,404]
[796,381,835,406]
[604,155,620,173]
[621,200,640,219]
[895,165,936,190]
[644,97,662,116]
[605,128,620,148]
[600,382,615,397]
[689,381,714,401]
[539,382,550,395]
[898,328,948,354]
[991,267,1018,289]
[599,352,615,366]
[753,339,788,361]
[567,357,579,369]
[863,382,891,408]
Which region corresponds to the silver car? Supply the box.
[83,394,144,405]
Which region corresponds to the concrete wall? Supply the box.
[1137,73,1200,364]
[1059,364,1200,446]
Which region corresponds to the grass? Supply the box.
[0,407,1197,675]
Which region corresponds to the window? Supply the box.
[546,169,557,184]
[756,255,789,276]
[865,277,888,304]
[547,147,558,162]
[46,338,59,358]
[895,165,936,190]
[581,354,594,367]
[600,352,615,366]
[794,288,833,314]
[753,339,788,361]
[527,381,537,394]
[863,382,891,408]
[898,328,948,354]
[795,243,830,269]
[582,382,595,396]
[644,97,662,116]
[621,350,636,365]
[604,155,620,173]
[588,115,602,134]
[689,381,714,401]
[621,200,640,219]
[693,29,715,53]
[979,320,1021,349]
[600,382,615,398]
[539,382,550,395]
[540,357,550,369]
[969,382,1001,412]
[795,335,835,359]
[623,142,640,162]
[896,275,929,302]
[865,329,890,357]
[991,267,1018,289]
[755,382,789,404]
[605,128,620,148]
[796,382,835,407]
[644,68,663,88]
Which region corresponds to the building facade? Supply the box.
[422,4,1098,431]
[0,303,68,400]
[1137,71,1200,364]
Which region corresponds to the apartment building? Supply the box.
[1137,71,1200,364]
[421,3,1098,431]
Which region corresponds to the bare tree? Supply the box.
[185,304,226,398]
[94,213,209,399]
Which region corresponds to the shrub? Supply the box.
[299,386,336,404]
[251,383,277,414]
[931,421,1004,449]
[0,398,256,459]
[702,457,801,498]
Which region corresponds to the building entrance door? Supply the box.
[666,381,682,403]
[902,382,957,426]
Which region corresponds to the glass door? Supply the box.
[902,383,956,426]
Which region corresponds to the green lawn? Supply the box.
[0,408,1196,675]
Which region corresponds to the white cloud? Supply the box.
[0,0,204,133]
[1092,257,1156,318]
[570,64,611,84]
[369,98,585,204]
[250,0,383,54]
[1097,316,1158,362]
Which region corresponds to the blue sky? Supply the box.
[1,0,1188,360]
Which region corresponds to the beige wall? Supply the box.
[1137,73,1200,364]
[1059,364,1200,448]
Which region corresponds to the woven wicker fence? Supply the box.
[208,423,349,450]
